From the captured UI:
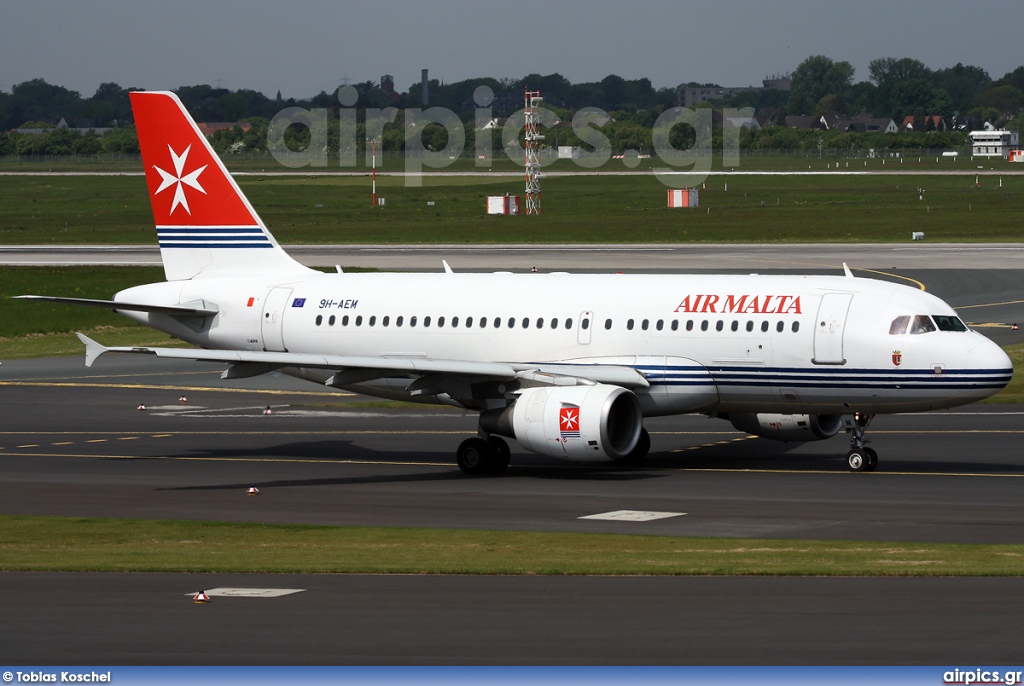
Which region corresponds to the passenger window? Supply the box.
[730,321,738,332]
[627,319,635,331]
[641,320,649,331]
[605,319,612,330]
[656,320,664,331]
[329,315,336,326]
[760,321,768,332]
[746,321,753,332]
[342,315,349,326]
[315,315,323,326]
[700,320,708,332]
[521,317,529,328]
[410,316,417,327]
[480,317,487,328]
[396,316,404,327]
[369,315,376,326]
[356,315,363,326]
[791,321,800,333]
[550,318,558,329]
[452,316,459,327]
[582,318,590,330]
[909,315,936,334]
[671,320,679,331]
[565,318,572,330]
[776,321,784,332]
[382,316,389,327]
[437,316,445,327]
[493,317,500,329]
[466,316,474,327]
[508,317,516,328]
[889,316,910,335]
[933,315,967,332]
[716,321,724,332]
[536,317,544,328]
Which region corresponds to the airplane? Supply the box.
[17,91,1013,474]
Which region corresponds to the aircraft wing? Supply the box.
[76,334,650,389]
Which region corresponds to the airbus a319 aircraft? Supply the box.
[20,91,1013,474]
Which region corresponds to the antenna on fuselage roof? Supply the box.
[843,263,854,278]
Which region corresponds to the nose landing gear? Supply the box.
[845,412,877,472]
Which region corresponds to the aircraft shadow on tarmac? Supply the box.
[154,436,1022,485]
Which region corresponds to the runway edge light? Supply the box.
[193,591,210,604]
[247,487,259,496]
[263,406,272,415]
[137,404,146,411]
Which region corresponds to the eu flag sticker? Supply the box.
[292,298,306,308]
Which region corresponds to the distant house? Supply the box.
[851,113,898,134]
[970,129,1019,157]
[785,115,822,130]
[723,114,760,130]
[900,115,947,132]
[197,122,253,137]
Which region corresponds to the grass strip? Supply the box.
[1,515,1022,576]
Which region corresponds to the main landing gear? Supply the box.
[456,435,511,475]
[845,412,877,472]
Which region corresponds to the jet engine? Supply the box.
[728,413,843,442]
[480,384,643,461]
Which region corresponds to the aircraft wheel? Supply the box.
[457,437,496,476]
[624,427,651,461]
[864,447,878,472]
[846,449,870,472]
[486,436,511,474]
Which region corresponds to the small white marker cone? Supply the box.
[247,487,259,495]
[137,404,146,411]
[179,396,188,403]
[193,591,210,603]
[1012,324,1019,331]
[263,406,272,415]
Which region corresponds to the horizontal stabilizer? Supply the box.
[15,295,218,317]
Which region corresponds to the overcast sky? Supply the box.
[2,0,1023,99]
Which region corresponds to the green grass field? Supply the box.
[1,172,1021,244]
[2,515,1022,576]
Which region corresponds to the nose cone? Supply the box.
[967,336,1013,396]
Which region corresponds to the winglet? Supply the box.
[76,332,109,368]
[842,263,854,278]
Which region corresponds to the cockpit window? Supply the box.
[889,316,910,335]
[909,315,936,334]
[933,315,968,332]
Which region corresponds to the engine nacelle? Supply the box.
[728,413,843,442]
[480,384,642,462]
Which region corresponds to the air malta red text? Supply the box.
[674,294,802,315]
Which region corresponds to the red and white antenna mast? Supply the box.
[371,139,377,208]
[524,89,543,215]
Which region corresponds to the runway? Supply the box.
[4,242,1024,271]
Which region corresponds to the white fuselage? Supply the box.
[117,270,1012,417]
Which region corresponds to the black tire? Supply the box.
[847,449,870,472]
[864,447,878,472]
[457,437,496,476]
[486,436,511,474]
[623,427,651,462]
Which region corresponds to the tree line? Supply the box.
[2,55,1022,158]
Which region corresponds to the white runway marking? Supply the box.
[185,587,306,598]
[579,510,687,522]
